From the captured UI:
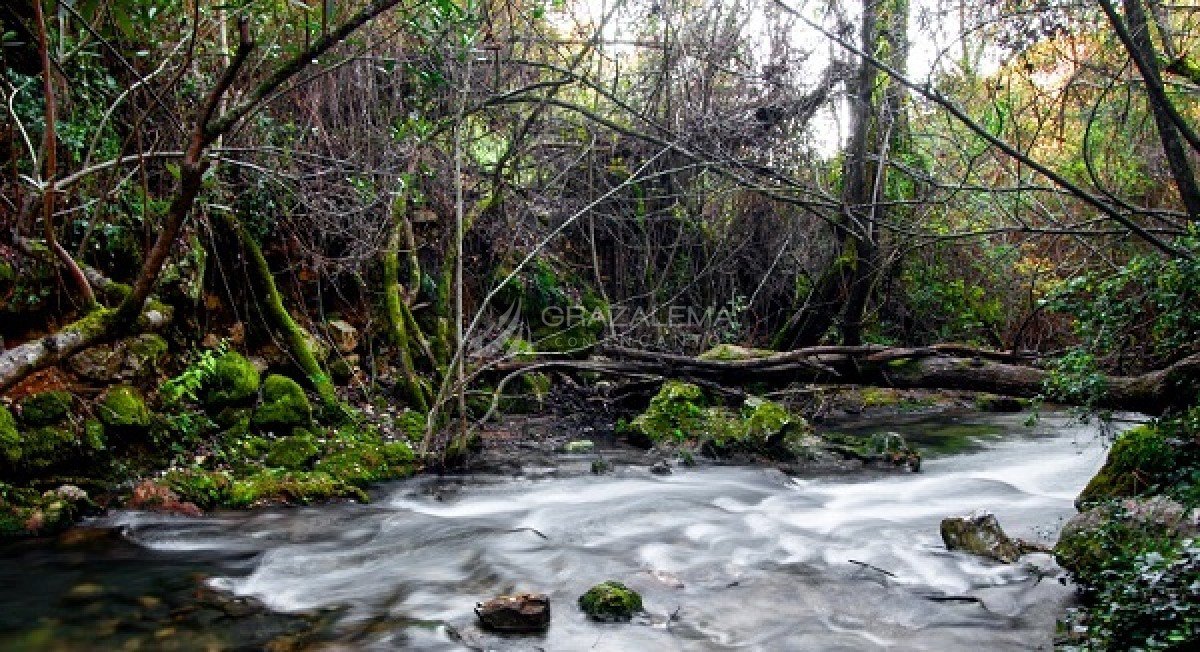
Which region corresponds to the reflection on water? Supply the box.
[1,412,1123,650]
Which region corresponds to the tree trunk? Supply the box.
[383,186,431,412]
[214,212,339,410]
[493,344,1198,416]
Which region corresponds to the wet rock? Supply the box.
[650,460,672,475]
[591,458,612,474]
[974,394,1026,413]
[128,480,203,517]
[940,510,1021,563]
[1056,495,1200,578]
[579,581,643,622]
[68,334,167,381]
[475,593,550,632]
[326,320,359,353]
[564,439,594,453]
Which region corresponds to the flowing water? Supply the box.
[0,411,1128,650]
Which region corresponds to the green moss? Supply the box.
[314,440,413,487]
[202,351,261,407]
[97,386,151,431]
[0,260,13,283]
[264,429,319,469]
[629,384,807,457]
[0,486,90,538]
[126,334,168,369]
[697,344,773,361]
[631,381,708,443]
[578,581,643,622]
[251,375,312,431]
[82,419,106,450]
[860,387,903,408]
[0,406,18,464]
[228,469,367,507]
[396,411,426,443]
[1077,424,1175,507]
[6,425,88,472]
[19,391,73,426]
[163,468,234,509]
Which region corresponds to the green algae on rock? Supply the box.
[578,581,643,622]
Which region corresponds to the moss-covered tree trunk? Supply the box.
[215,212,339,410]
[383,188,431,412]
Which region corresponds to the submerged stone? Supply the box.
[940,510,1021,563]
[475,593,550,632]
[579,581,643,622]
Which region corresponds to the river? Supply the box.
[0,411,1125,650]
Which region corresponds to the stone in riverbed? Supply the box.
[564,439,594,453]
[940,510,1022,563]
[579,581,643,622]
[475,593,550,632]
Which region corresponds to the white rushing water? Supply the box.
[110,412,1123,650]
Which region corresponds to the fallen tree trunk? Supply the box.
[0,306,170,393]
[490,345,1200,415]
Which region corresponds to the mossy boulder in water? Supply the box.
[264,429,319,469]
[97,386,151,432]
[940,510,1022,563]
[578,581,642,622]
[19,391,73,426]
[251,375,312,430]
[1076,424,1175,508]
[203,351,261,407]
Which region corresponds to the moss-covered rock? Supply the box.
[630,381,708,444]
[203,351,261,407]
[1076,424,1175,508]
[1055,496,1197,583]
[19,391,73,426]
[97,386,151,431]
[228,469,366,508]
[251,375,312,430]
[313,438,414,487]
[940,510,1022,563]
[264,429,319,470]
[162,469,234,510]
[0,484,93,538]
[578,581,643,622]
[2,424,100,474]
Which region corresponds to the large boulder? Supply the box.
[1056,496,1199,579]
[940,510,1022,563]
[578,581,643,622]
[475,593,550,632]
[1075,424,1175,508]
